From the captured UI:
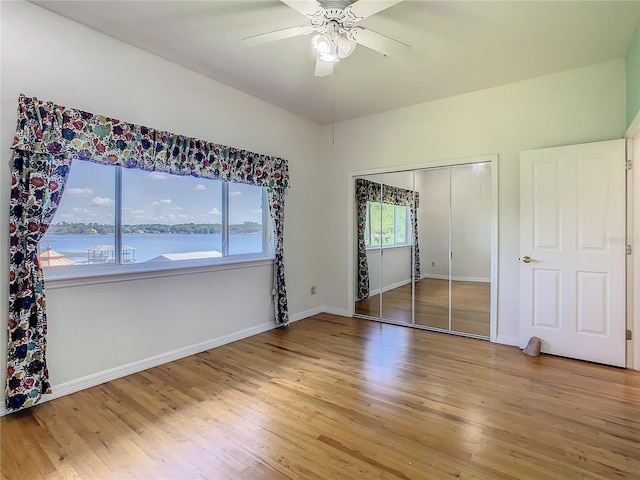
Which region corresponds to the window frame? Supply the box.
[364,201,411,249]
[41,163,274,286]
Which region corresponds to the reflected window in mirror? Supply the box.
[365,201,410,247]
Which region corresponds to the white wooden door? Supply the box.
[520,139,626,367]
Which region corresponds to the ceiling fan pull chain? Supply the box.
[332,68,335,145]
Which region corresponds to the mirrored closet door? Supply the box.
[378,171,417,326]
[354,160,494,339]
[354,171,417,325]
[449,163,492,336]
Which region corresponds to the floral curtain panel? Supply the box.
[8,151,71,411]
[7,94,290,412]
[355,178,420,300]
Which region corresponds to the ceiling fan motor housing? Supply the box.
[309,5,363,32]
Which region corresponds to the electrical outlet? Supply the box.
[431,261,436,267]
[311,286,317,295]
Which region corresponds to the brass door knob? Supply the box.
[522,256,532,264]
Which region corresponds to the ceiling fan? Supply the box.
[243,0,410,77]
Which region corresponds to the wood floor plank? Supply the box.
[2,314,639,479]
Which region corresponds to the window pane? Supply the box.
[395,206,407,244]
[40,161,116,267]
[121,169,222,263]
[364,203,370,246]
[228,183,265,255]
[368,202,382,246]
[381,203,395,245]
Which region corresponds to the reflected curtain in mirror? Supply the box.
[355,178,420,300]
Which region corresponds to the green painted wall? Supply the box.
[627,21,640,128]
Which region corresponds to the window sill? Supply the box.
[365,244,412,253]
[44,255,274,290]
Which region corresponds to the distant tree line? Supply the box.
[47,222,262,235]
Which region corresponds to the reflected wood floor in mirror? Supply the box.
[355,278,490,337]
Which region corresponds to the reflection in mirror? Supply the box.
[354,172,419,323]
[414,167,451,331]
[354,161,492,340]
[450,163,492,336]
[380,171,417,325]
[354,174,383,319]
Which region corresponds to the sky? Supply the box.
[54,160,264,226]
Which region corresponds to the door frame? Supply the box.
[346,154,499,342]
[628,111,640,370]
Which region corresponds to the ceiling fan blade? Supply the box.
[243,25,310,46]
[347,0,405,20]
[315,56,334,77]
[280,0,325,17]
[350,27,410,58]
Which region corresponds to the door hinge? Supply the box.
[626,330,632,341]
[626,158,633,170]
[626,245,632,255]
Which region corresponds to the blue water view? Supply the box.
[40,233,263,264]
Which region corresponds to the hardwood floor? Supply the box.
[2,314,639,479]
[355,278,491,337]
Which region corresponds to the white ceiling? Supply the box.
[30,0,640,125]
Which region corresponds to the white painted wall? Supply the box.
[366,246,412,296]
[450,163,492,281]
[417,167,451,279]
[0,1,323,403]
[322,59,626,344]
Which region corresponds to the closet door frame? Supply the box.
[348,154,499,342]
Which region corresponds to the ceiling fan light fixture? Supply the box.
[245,0,411,77]
[336,35,356,59]
[311,33,333,56]
[319,44,340,63]
[319,52,340,63]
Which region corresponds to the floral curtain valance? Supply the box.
[355,178,421,300]
[356,178,420,209]
[12,94,289,190]
[7,94,290,413]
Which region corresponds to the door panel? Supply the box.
[576,272,608,334]
[414,167,451,330]
[450,163,492,336]
[533,160,560,249]
[520,139,626,367]
[532,269,560,328]
[380,171,415,325]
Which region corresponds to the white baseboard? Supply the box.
[496,334,521,347]
[291,306,350,319]
[321,306,351,317]
[0,307,357,416]
[421,274,491,283]
[289,306,324,322]
[1,320,278,417]
[369,278,412,296]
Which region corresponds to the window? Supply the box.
[39,161,270,272]
[365,201,410,247]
